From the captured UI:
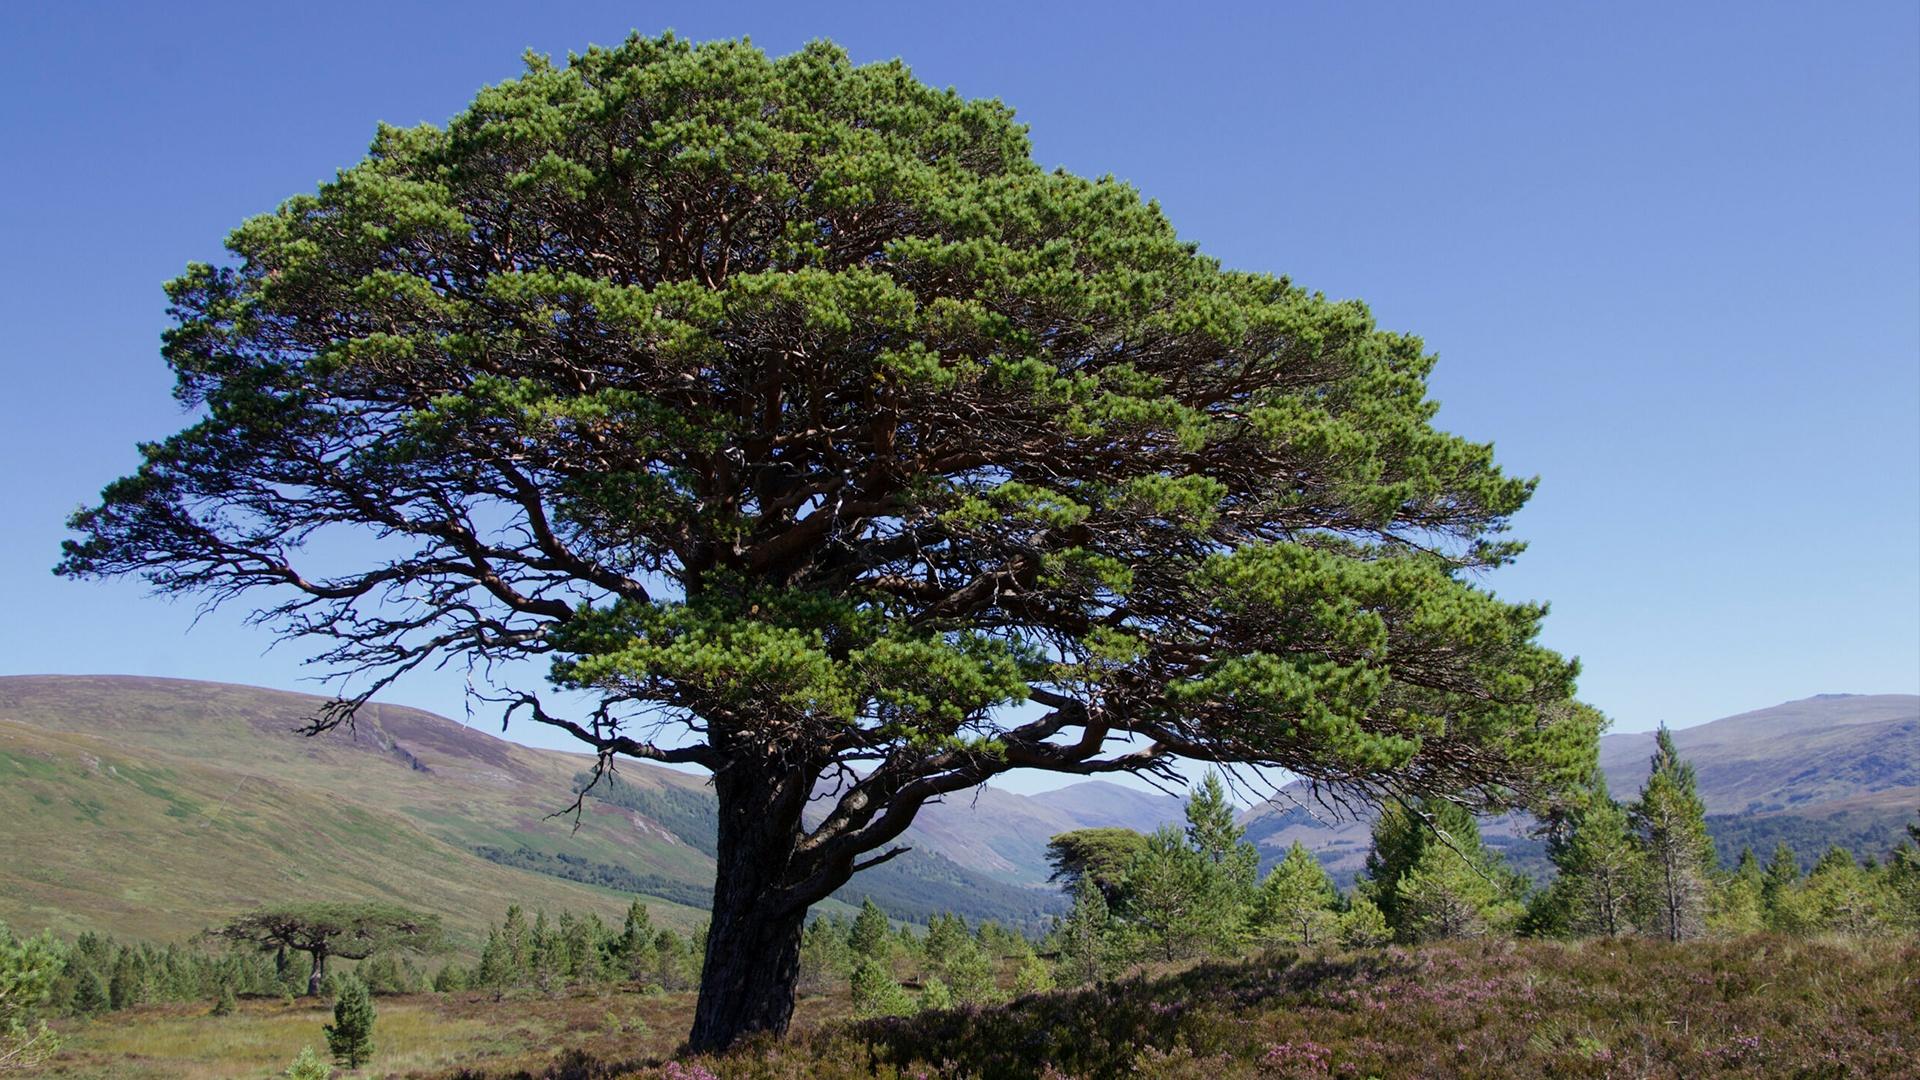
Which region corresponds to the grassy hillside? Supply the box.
[0,708,705,948]
[0,675,1077,945]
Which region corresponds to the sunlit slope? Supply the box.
[0,675,718,944]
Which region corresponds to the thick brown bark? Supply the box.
[685,759,816,1053]
[306,948,328,996]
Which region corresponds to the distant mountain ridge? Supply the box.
[1242,693,1920,885]
[6,676,1910,945]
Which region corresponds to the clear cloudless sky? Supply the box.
[1,2,1915,793]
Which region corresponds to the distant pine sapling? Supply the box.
[1337,896,1392,948]
[1709,847,1767,935]
[283,1045,333,1080]
[1628,728,1715,942]
[848,900,894,963]
[323,975,375,1069]
[1252,841,1340,948]
[849,957,912,1019]
[1550,781,1639,938]
[1054,875,1117,986]
[210,980,236,1016]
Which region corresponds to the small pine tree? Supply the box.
[917,974,952,1011]
[529,912,561,995]
[1011,954,1054,995]
[431,965,468,993]
[1123,825,1214,960]
[848,899,893,962]
[1396,842,1506,942]
[1553,783,1639,938]
[923,913,970,970]
[283,1044,333,1080]
[1252,841,1339,947]
[323,976,376,1069]
[1338,895,1392,948]
[1055,874,1114,985]
[1184,772,1260,946]
[797,916,852,994]
[499,905,532,978]
[1805,846,1886,935]
[615,901,653,962]
[1760,842,1806,929]
[1629,728,1715,942]
[849,956,912,1018]
[72,969,111,1016]
[942,938,1000,1006]
[1709,847,1767,935]
[210,981,236,1016]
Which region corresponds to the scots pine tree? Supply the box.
[60,34,1593,1049]
[1054,875,1115,986]
[1338,896,1392,948]
[1123,826,1214,960]
[1628,728,1714,942]
[849,957,912,1019]
[849,900,894,963]
[1045,829,1150,905]
[1551,782,1638,937]
[323,976,375,1069]
[1252,842,1339,947]
[796,917,852,994]
[1709,847,1766,935]
[209,904,439,997]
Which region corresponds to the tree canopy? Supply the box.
[59,33,1596,1049]
[208,903,440,995]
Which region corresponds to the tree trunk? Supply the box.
[307,948,327,996]
[685,759,816,1053]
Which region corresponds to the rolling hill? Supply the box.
[0,675,1169,946]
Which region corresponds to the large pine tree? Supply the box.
[58,34,1595,1049]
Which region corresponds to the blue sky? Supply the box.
[2,2,1915,792]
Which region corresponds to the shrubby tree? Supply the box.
[1,922,64,1073]
[849,957,912,1019]
[59,34,1591,1048]
[1252,842,1339,947]
[209,904,439,996]
[1052,875,1117,986]
[1364,798,1521,942]
[1122,826,1217,960]
[1548,782,1638,937]
[1011,954,1054,995]
[1760,842,1809,933]
[848,900,894,964]
[1804,847,1887,935]
[1887,814,1920,930]
[1628,729,1714,942]
[796,916,851,994]
[323,975,376,1069]
[917,974,953,1011]
[1337,896,1392,948]
[283,1045,333,1080]
[1709,847,1766,935]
